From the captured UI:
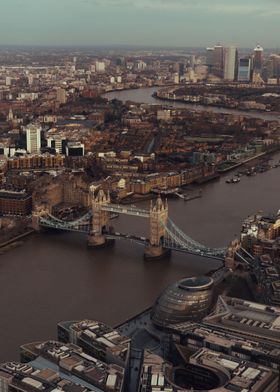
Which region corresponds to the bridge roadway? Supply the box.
[101,204,150,218]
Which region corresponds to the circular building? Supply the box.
[151,276,214,328]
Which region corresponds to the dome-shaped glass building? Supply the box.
[151,276,214,328]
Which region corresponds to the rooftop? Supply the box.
[58,320,130,363]
[178,276,213,291]
[20,340,124,392]
[203,296,280,343]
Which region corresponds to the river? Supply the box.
[103,86,280,121]
[1,89,280,362]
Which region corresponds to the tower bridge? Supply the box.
[32,189,227,261]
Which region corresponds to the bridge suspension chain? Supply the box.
[43,212,92,227]
[161,218,226,257]
[167,218,207,250]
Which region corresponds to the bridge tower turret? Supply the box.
[88,189,114,248]
[144,196,171,260]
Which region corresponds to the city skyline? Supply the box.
[1,0,280,48]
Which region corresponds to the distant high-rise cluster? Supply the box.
[205,43,280,83]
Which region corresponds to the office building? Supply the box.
[65,142,84,157]
[238,58,251,81]
[0,362,89,392]
[223,46,237,81]
[5,77,11,86]
[213,44,224,77]
[206,47,214,71]
[203,296,280,345]
[157,109,171,121]
[57,320,131,368]
[136,60,147,71]
[138,348,279,392]
[20,340,125,392]
[189,349,279,391]
[95,61,106,72]
[47,136,67,154]
[168,322,280,370]
[26,123,41,154]
[253,45,264,71]
[178,62,185,77]
[266,54,280,80]
[56,88,67,105]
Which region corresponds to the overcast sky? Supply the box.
[1,0,279,48]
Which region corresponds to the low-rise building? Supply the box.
[8,154,65,170]
[57,320,130,368]
[20,340,125,392]
[0,362,89,392]
[0,188,32,216]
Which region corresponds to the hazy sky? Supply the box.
[1,0,279,48]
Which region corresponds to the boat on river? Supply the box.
[226,177,240,184]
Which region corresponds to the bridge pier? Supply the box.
[144,197,170,261]
[144,245,171,261]
[87,234,115,249]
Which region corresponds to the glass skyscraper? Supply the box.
[238,58,251,82]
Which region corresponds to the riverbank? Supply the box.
[0,229,35,249]
[153,91,280,117]
[104,83,165,97]
[119,193,158,205]
[103,87,280,121]
[217,152,267,173]
[217,149,280,173]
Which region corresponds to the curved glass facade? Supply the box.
[151,276,214,328]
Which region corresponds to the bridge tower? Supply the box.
[144,196,170,260]
[31,208,49,231]
[88,189,114,248]
[225,238,241,269]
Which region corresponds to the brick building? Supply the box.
[0,189,32,216]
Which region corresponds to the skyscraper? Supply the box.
[178,62,186,77]
[238,58,251,82]
[26,123,41,154]
[267,54,280,80]
[213,44,224,77]
[206,47,214,72]
[223,46,237,81]
[253,45,264,71]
